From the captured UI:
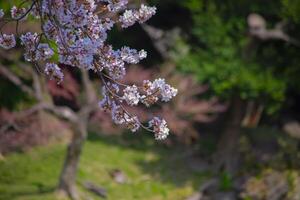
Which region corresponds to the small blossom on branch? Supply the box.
[44,63,64,84]
[98,96,112,112]
[119,10,137,28]
[0,34,16,49]
[137,4,157,23]
[120,47,147,64]
[11,6,27,20]
[141,79,178,105]
[111,103,126,125]
[125,115,140,132]
[153,78,178,102]
[123,85,140,106]
[20,32,40,61]
[37,43,54,61]
[101,0,128,12]
[119,4,156,28]
[149,117,169,140]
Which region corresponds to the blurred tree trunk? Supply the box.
[57,119,88,200]
[57,69,96,200]
[215,96,245,175]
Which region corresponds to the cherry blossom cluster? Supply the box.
[11,6,28,20]
[149,117,169,140]
[44,63,64,83]
[100,0,128,12]
[0,0,177,140]
[0,34,16,49]
[119,4,156,28]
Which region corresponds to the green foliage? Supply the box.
[0,0,27,12]
[281,0,300,22]
[180,0,203,11]
[219,172,233,191]
[173,0,300,114]
[0,134,210,200]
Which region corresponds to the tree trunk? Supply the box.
[214,96,245,175]
[57,120,87,200]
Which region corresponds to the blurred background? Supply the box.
[1,0,300,199]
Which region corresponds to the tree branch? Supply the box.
[0,62,77,126]
[80,68,97,105]
[141,24,170,59]
[0,64,36,97]
[31,67,43,101]
[248,13,300,46]
[42,103,79,123]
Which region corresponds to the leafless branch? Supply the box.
[80,68,97,105]
[42,103,79,123]
[248,13,300,46]
[31,67,43,101]
[0,64,36,97]
[141,24,180,59]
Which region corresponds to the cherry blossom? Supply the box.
[137,4,157,23]
[119,10,137,28]
[123,85,140,106]
[152,78,178,102]
[44,63,64,84]
[149,117,170,140]
[0,0,177,140]
[119,4,156,28]
[102,0,128,12]
[125,116,140,132]
[11,6,27,20]
[120,47,147,64]
[0,34,16,49]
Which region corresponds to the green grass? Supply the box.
[0,133,210,200]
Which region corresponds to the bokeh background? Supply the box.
[1,0,300,199]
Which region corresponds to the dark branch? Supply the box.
[0,64,36,97]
